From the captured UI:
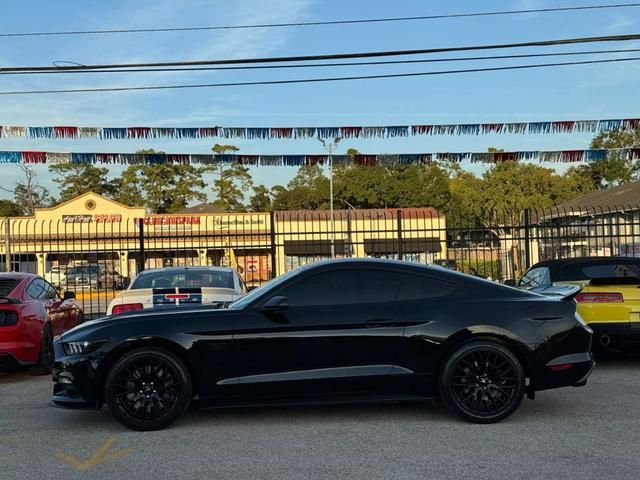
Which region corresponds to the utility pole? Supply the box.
[318,137,341,258]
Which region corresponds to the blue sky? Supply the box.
[0,0,638,202]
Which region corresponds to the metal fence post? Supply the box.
[4,218,10,272]
[138,218,146,272]
[269,210,277,279]
[524,208,531,270]
[396,209,403,261]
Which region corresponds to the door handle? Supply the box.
[364,318,399,328]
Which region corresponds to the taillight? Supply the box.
[0,310,18,326]
[575,292,623,303]
[165,294,189,300]
[112,303,144,315]
[549,364,574,372]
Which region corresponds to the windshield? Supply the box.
[582,264,640,279]
[131,269,235,289]
[228,267,303,310]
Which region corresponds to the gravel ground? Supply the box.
[1,355,639,480]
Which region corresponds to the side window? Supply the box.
[397,275,457,301]
[43,281,59,299]
[518,267,550,289]
[26,279,46,299]
[277,269,404,307]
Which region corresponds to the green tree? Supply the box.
[385,164,452,210]
[49,163,118,202]
[333,165,391,208]
[446,170,485,227]
[248,184,272,212]
[211,144,240,155]
[0,199,24,217]
[575,128,640,189]
[208,144,253,212]
[116,165,207,213]
[271,165,329,210]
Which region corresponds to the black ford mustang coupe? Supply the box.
[51,259,594,430]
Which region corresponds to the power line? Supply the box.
[1,48,639,75]
[3,33,640,73]
[1,56,638,96]
[0,3,639,37]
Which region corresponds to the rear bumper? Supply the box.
[589,322,640,350]
[0,340,38,366]
[0,352,30,371]
[532,351,595,392]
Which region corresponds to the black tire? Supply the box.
[439,340,525,424]
[30,324,53,375]
[105,347,192,431]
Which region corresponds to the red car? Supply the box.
[0,273,83,374]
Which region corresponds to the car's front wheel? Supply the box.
[440,340,525,423]
[105,348,192,431]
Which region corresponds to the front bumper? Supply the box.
[49,340,102,410]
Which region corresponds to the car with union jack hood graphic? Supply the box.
[106,266,246,315]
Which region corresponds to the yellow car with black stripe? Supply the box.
[518,257,640,351]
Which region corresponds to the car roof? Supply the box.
[0,272,38,280]
[299,258,468,279]
[531,257,640,269]
[529,257,640,281]
[136,266,236,275]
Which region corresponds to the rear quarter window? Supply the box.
[396,275,457,301]
[0,278,19,296]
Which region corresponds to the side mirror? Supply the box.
[63,291,76,300]
[504,279,517,287]
[260,296,289,312]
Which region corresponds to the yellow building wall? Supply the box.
[0,193,448,281]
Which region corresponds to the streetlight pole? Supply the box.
[319,137,341,258]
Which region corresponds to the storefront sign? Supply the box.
[62,214,122,224]
[213,218,265,227]
[62,215,93,224]
[144,216,201,226]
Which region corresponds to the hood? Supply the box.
[60,304,230,341]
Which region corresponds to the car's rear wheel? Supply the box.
[440,340,525,424]
[105,348,192,431]
[30,325,53,375]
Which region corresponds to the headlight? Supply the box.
[63,339,107,355]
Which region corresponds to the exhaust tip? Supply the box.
[599,335,611,347]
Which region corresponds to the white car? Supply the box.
[45,266,67,288]
[106,266,246,316]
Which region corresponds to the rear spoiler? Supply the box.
[530,284,582,301]
[0,296,21,304]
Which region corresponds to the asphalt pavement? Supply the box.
[1,355,639,480]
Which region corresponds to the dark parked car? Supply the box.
[64,265,126,291]
[50,259,594,431]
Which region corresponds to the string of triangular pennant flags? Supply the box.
[0,118,638,141]
[0,149,637,166]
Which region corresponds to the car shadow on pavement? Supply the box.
[0,370,43,385]
[182,401,455,428]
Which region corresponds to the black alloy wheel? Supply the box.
[440,340,525,423]
[106,348,192,431]
[30,325,53,375]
